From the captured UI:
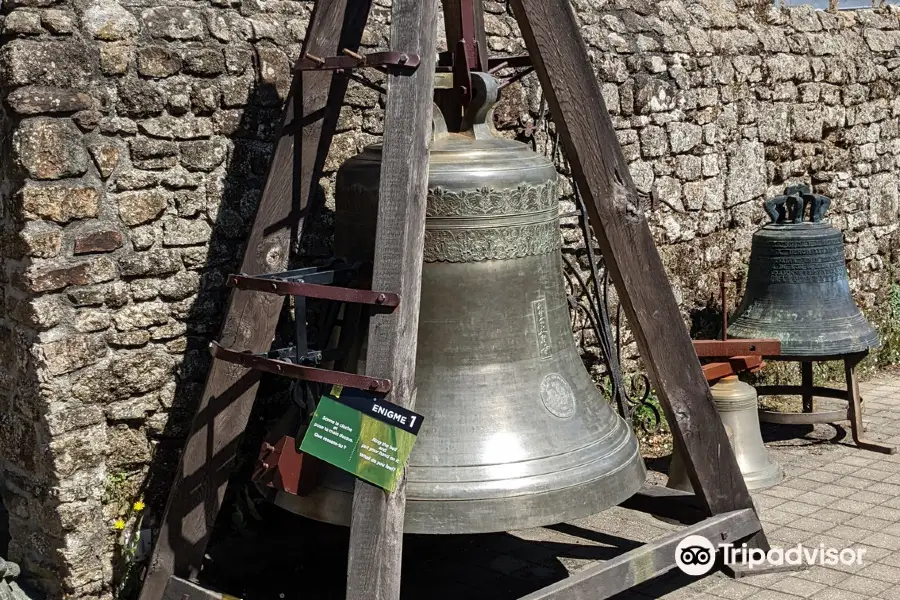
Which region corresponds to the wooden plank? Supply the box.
[692,339,780,358]
[344,0,438,598]
[162,576,239,600]
[701,357,764,383]
[509,0,764,533]
[138,3,372,599]
[520,509,762,600]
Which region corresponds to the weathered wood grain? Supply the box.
[520,509,761,600]
[138,3,372,599]
[509,0,762,527]
[344,0,438,598]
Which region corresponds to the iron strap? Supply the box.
[295,51,420,72]
[228,275,400,310]
[210,342,392,394]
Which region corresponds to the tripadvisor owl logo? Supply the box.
[675,535,717,576]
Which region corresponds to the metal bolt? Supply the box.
[270,282,278,291]
[342,48,365,63]
[376,293,386,304]
[398,54,408,64]
[306,53,325,65]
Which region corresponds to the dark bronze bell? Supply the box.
[274,74,646,534]
[727,185,879,357]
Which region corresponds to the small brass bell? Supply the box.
[667,376,781,492]
[274,73,646,534]
[727,184,878,356]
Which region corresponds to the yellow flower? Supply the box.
[133,501,145,512]
[113,519,126,530]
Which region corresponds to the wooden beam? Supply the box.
[519,509,762,600]
[509,0,764,531]
[162,576,238,600]
[701,357,764,383]
[344,0,438,598]
[138,3,372,599]
[692,339,780,358]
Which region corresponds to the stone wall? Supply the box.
[1,0,900,598]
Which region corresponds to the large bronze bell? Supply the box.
[275,74,646,534]
[727,185,879,356]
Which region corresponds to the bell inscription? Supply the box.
[532,297,553,360]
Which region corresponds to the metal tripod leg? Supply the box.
[845,354,895,455]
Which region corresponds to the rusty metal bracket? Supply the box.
[252,436,322,496]
[210,342,392,394]
[228,274,400,311]
[295,50,420,73]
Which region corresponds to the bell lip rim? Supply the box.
[270,447,647,534]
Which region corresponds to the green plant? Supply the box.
[102,472,129,506]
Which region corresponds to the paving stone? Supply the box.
[744,590,803,600]
[794,566,851,585]
[777,501,821,517]
[845,515,894,532]
[854,468,895,482]
[835,573,893,595]
[786,517,834,534]
[739,572,791,588]
[707,579,759,598]
[768,576,825,598]
[762,487,806,501]
[800,471,841,484]
[861,531,900,551]
[857,562,900,584]
[839,455,880,468]
[809,588,868,600]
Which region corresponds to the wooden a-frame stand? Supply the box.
[139,1,770,599]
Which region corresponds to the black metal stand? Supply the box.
[757,352,895,454]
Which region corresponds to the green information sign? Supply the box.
[299,386,424,492]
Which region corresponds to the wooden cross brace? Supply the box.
[139,1,766,599]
